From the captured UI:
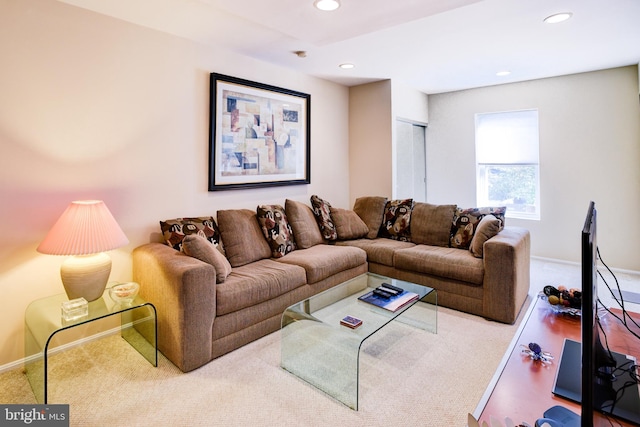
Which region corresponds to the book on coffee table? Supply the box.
[340,315,363,329]
[358,289,420,312]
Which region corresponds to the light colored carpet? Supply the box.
[0,301,530,427]
[3,259,638,426]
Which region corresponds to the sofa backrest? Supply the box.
[410,203,457,247]
[217,209,272,267]
[284,199,325,249]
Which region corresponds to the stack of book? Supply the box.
[358,283,419,312]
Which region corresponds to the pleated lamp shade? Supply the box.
[37,200,129,301]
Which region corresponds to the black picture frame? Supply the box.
[208,73,311,191]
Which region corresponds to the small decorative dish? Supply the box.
[109,282,140,304]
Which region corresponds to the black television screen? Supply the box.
[580,201,614,425]
[581,200,601,425]
[537,202,640,426]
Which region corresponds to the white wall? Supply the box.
[392,81,429,200]
[348,81,393,203]
[392,80,429,123]
[348,80,429,205]
[427,66,640,271]
[0,0,350,366]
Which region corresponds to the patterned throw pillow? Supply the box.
[159,216,222,252]
[256,205,296,258]
[450,207,507,249]
[378,199,414,241]
[310,195,337,241]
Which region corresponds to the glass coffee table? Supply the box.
[281,272,437,410]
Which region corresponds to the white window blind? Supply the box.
[476,110,539,164]
[475,109,540,220]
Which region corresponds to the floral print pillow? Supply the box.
[256,205,296,258]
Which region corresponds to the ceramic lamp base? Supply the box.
[60,253,111,301]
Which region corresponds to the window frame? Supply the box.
[475,109,541,221]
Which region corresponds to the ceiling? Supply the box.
[58,0,640,94]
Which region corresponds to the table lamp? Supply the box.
[37,200,129,301]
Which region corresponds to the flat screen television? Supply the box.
[537,201,640,426]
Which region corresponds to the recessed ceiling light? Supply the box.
[496,71,511,77]
[314,0,340,11]
[543,12,573,24]
[339,63,355,69]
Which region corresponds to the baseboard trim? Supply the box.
[531,255,640,277]
[0,326,122,375]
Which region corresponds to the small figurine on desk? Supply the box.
[521,342,553,365]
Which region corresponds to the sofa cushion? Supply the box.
[336,238,415,267]
[216,259,307,315]
[276,244,367,284]
[310,195,337,241]
[450,207,507,249]
[256,204,296,258]
[410,203,457,247]
[353,196,388,239]
[469,214,502,258]
[378,199,414,241]
[182,234,232,283]
[159,216,222,252]
[285,199,324,249]
[330,207,369,240]
[217,209,272,267]
[394,245,484,285]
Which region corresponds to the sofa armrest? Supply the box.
[482,226,531,324]
[133,243,217,372]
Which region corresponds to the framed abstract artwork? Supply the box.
[208,73,311,191]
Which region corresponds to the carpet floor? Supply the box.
[0,301,529,427]
[4,259,638,427]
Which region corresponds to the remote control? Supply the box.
[377,286,399,296]
[381,282,404,293]
[373,288,393,299]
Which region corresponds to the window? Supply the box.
[475,109,540,220]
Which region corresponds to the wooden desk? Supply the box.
[477,295,640,426]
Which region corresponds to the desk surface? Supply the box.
[478,295,640,426]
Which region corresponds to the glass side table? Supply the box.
[24,286,157,404]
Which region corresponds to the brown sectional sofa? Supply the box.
[132,196,530,372]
